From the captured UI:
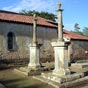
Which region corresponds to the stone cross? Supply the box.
[57,2,63,42]
[51,2,70,77]
[33,14,37,44]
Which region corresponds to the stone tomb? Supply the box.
[71,62,88,73]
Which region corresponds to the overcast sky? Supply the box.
[0,0,88,31]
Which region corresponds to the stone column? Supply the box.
[51,3,70,76]
[28,14,40,70]
[52,42,70,76]
[32,14,37,45]
[57,3,63,42]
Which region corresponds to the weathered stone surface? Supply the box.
[28,46,40,70]
[71,63,88,73]
[33,73,88,88]
[61,76,88,88]
[0,21,88,61]
[41,72,84,83]
[0,21,57,60]
[49,3,70,83]
[28,16,41,71]
[51,41,70,76]
[28,69,42,76]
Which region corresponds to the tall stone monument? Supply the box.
[51,2,70,76]
[36,3,88,87]
[28,14,41,70]
[41,3,70,83]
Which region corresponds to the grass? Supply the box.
[0,68,54,88]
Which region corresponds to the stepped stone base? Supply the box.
[33,72,88,88]
[14,67,88,88]
[41,72,84,83]
[17,66,43,76]
[53,68,70,76]
[15,66,52,76]
[71,63,88,73]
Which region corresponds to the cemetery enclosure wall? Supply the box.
[70,40,88,61]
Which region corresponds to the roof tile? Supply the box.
[0,10,57,28]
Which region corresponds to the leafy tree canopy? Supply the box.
[74,23,80,32]
[71,23,84,36]
[19,10,57,22]
[83,27,88,37]
[71,23,88,37]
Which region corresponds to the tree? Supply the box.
[83,27,88,37]
[72,23,84,35]
[74,23,80,32]
[19,10,57,22]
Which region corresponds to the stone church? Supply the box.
[0,10,88,62]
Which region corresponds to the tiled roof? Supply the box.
[63,30,88,40]
[0,10,57,28]
[0,10,88,41]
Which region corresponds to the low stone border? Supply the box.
[33,75,88,88]
[14,68,28,76]
[14,68,88,88]
[33,76,60,88]
[61,76,88,88]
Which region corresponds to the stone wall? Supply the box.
[0,21,57,61]
[0,21,88,63]
[68,40,88,62]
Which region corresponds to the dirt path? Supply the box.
[0,68,54,88]
[0,68,88,88]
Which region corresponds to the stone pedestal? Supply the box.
[51,41,70,76]
[28,44,40,70]
[41,41,70,83]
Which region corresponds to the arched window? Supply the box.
[7,32,15,51]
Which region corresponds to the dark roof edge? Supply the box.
[71,38,88,41]
[0,20,57,29]
[0,10,19,14]
[0,10,33,17]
